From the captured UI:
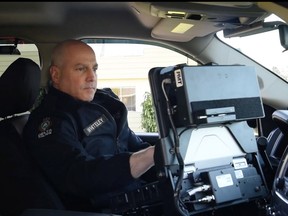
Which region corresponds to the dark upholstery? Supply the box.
[0,58,65,216]
[266,110,288,168]
[0,57,41,118]
[272,110,288,135]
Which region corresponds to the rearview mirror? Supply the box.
[279,25,288,50]
[223,21,288,52]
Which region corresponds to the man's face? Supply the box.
[51,43,98,102]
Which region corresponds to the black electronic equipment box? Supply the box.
[149,65,264,134]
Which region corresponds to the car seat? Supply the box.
[0,58,66,216]
[266,110,288,169]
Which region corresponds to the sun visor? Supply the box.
[151,18,223,42]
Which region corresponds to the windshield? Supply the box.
[217,14,288,82]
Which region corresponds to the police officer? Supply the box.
[23,39,155,211]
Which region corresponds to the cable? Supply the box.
[161,78,189,216]
[186,184,211,196]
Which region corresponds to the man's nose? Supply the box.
[87,68,97,80]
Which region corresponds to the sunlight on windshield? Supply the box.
[217,14,288,81]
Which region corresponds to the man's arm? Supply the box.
[129,145,155,178]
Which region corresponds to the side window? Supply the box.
[88,42,198,132]
[111,87,136,111]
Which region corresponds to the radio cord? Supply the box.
[162,79,189,216]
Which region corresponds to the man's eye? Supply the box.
[76,67,86,72]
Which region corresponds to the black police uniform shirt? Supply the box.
[23,86,151,206]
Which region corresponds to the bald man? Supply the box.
[23,39,155,212]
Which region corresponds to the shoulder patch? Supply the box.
[38,117,53,138]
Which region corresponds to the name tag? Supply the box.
[83,115,107,136]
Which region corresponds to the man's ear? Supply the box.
[50,65,60,84]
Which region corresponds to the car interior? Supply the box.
[0,2,288,216]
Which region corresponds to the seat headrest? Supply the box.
[0,57,41,118]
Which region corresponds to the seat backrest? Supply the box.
[0,58,65,216]
[266,110,288,169]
